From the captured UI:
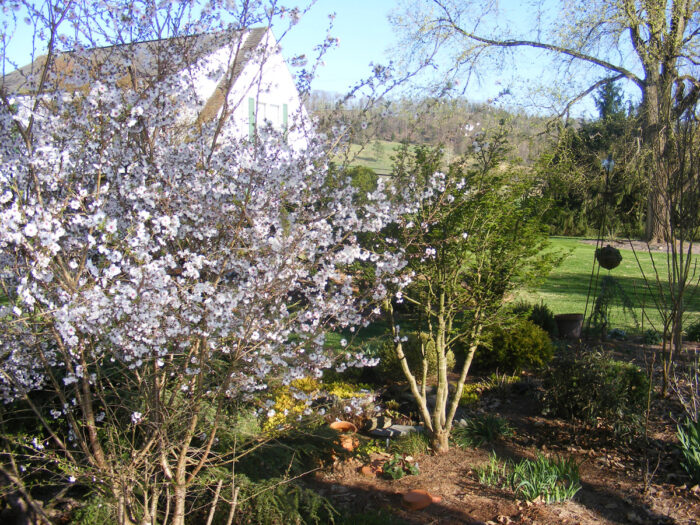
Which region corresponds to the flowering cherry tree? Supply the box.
[0,1,411,523]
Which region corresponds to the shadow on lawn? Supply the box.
[541,272,700,314]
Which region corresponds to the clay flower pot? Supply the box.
[330,420,358,451]
[329,421,357,433]
[402,489,442,510]
[555,313,584,339]
[338,433,359,452]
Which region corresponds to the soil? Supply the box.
[310,343,700,525]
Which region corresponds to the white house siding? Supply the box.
[222,30,309,149]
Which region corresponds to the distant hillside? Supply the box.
[308,92,554,170]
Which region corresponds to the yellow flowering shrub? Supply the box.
[262,377,321,433]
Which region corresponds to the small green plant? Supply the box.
[643,329,662,345]
[474,453,581,503]
[677,418,700,483]
[459,383,481,406]
[483,371,521,398]
[389,431,430,456]
[507,454,581,503]
[452,415,514,448]
[355,438,386,461]
[474,452,506,486]
[685,319,700,342]
[382,453,420,480]
[72,495,115,525]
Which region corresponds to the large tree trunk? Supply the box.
[642,77,672,243]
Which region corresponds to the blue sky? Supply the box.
[277,0,398,94]
[273,0,605,116]
[1,1,636,118]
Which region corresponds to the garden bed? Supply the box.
[309,343,700,524]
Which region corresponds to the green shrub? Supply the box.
[685,319,700,342]
[376,332,455,380]
[388,431,430,456]
[529,302,558,338]
[236,426,340,482]
[452,414,514,448]
[540,351,649,428]
[72,495,115,525]
[507,454,581,503]
[643,329,662,345]
[475,319,554,373]
[234,475,338,525]
[678,418,700,483]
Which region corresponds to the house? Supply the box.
[0,27,308,148]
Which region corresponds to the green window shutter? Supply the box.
[282,103,288,139]
[248,97,256,140]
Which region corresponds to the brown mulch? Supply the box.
[580,237,700,255]
[310,344,700,524]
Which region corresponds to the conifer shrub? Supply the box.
[233,475,338,525]
[685,319,700,342]
[474,319,554,373]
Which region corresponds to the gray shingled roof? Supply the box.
[1,27,268,95]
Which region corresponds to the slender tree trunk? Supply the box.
[172,484,187,525]
[431,428,450,453]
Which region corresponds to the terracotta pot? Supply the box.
[330,421,358,452]
[338,434,359,452]
[329,421,357,433]
[555,313,584,339]
[402,489,442,510]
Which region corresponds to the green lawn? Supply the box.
[346,140,403,175]
[519,237,700,335]
[346,140,460,176]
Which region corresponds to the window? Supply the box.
[249,98,288,140]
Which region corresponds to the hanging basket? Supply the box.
[595,245,622,270]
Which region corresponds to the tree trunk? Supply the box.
[172,484,187,525]
[642,80,667,243]
[116,488,137,525]
[430,428,450,454]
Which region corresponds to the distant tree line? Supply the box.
[308,83,667,239]
[306,92,550,164]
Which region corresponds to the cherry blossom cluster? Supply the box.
[0,33,414,410]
